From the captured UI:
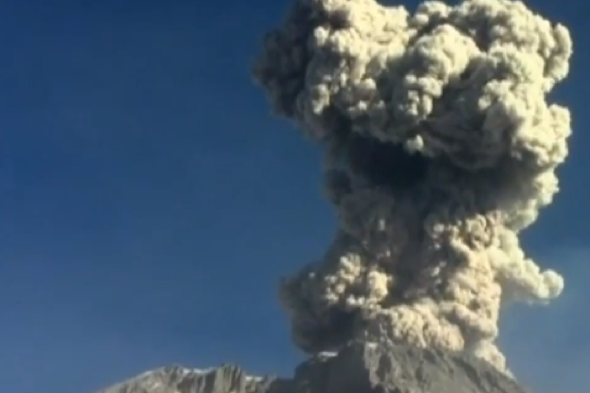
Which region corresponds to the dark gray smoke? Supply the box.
[252,0,572,374]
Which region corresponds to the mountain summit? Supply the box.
[95,341,530,393]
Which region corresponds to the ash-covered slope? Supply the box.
[95,341,531,393]
[94,364,279,393]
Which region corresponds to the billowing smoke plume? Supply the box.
[252,0,572,374]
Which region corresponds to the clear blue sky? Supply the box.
[0,1,587,392]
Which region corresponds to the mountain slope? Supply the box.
[95,341,531,393]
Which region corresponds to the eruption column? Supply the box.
[252,0,573,374]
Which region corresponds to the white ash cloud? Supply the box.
[251,0,572,374]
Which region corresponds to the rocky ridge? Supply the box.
[95,341,531,393]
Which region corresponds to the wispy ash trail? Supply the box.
[252,0,573,374]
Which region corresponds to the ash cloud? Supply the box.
[252,0,572,374]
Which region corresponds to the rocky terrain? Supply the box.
[95,341,531,393]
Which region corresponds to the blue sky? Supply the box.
[0,1,587,392]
